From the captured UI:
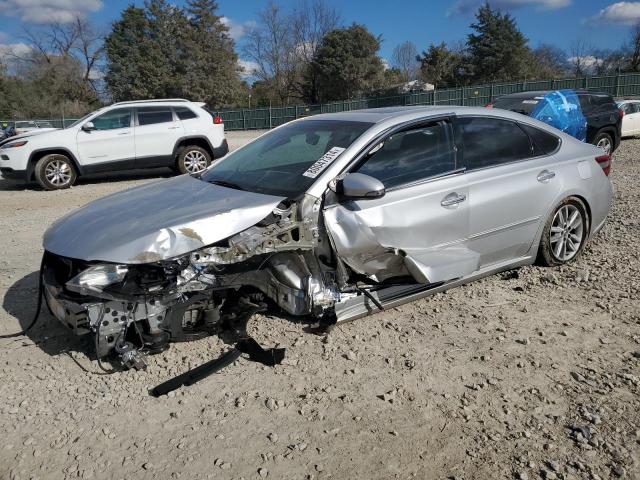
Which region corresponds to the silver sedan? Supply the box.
[41,106,613,368]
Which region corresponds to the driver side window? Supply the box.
[355,121,457,189]
[91,108,132,130]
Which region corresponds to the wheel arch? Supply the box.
[27,148,82,181]
[172,136,214,160]
[592,126,618,151]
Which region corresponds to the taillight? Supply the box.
[595,154,611,176]
[618,109,625,119]
[213,116,223,124]
[485,103,493,108]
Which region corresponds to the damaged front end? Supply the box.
[42,186,346,369]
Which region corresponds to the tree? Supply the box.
[182,0,243,106]
[625,23,640,72]
[467,3,529,82]
[105,6,156,100]
[417,42,468,87]
[528,44,569,79]
[311,24,385,101]
[292,0,340,103]
[105,0,243,104]
[568,39,593,77]
[391,41,419,82]
[243,1,297,105]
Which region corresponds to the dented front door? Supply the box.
[324,173,479,284]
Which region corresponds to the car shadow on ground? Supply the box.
[0,168,177,192]
[3,271,93,359]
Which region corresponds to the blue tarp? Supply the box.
[530,89,587,142]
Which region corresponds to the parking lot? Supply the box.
[0,131,638,480]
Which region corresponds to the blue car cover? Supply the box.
[529,89,587,142]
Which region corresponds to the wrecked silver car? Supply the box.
[41,106,613,369]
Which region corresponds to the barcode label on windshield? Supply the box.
[302,147,346,179]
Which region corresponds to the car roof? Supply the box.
[298,105,536,125]
[497,90,612,100]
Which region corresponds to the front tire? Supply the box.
[176,146,211,175]
[34,154,77,190]
[537,197,589,267]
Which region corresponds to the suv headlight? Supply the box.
[66,264,128,295]
[1,140,28,149]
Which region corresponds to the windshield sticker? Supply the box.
[522,100,539,104]
[302,146,346,179]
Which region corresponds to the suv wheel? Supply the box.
[594,131,613,155]
[177,146,211,175]
[34,154,77,190]
[537,197,588,267]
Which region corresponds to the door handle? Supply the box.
[441,192,466,207]
[117,131,131,135]
[168,126,181,130]
[537,170,556,183]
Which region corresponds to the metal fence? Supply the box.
[215,72,640,131]
[4,73,640,131]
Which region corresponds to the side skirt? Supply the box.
[335,255,535,323]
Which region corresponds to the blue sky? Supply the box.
[1,0,640,65]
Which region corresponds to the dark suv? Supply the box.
[489,90,623,154]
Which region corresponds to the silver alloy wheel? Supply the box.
[596,136,612,154]
[44,157,72,187]
[549,204,584,262]
[183,150,208,173]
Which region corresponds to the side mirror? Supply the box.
[82,121,95,132]
[338,173,385,200]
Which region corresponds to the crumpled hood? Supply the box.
[43,175,286,264]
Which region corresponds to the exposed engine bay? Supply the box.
[42,194,362,369]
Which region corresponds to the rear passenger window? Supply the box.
[175,107,198,120]
[138,107,174,126]
[355,122,457,188]
[457,117,532,169]
[519,123,561,156]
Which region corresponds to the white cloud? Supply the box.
[220,16,257,41]
[238,59,259,79]
[381,58,390,70]
[567,55,603,72]
[0,42,32,61]
[590,2,640,24]
[0,0,103,25]
[448,0,570,16]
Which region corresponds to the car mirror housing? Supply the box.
[338,173,385,200]
[82,121,96,132]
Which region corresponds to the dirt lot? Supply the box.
[0,132,638,480]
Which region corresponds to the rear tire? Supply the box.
[537,197,589,267]
[34,154,77,190]
[593,131,613,155]
[176,146,211,175]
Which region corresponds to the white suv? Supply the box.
[0,99,228,190]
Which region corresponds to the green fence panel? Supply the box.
[10,73,640,132]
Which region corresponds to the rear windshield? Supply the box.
[200,120,372,197]
[492,96,543,115]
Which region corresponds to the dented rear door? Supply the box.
[324,120,479,284]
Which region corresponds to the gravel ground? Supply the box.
[0,133,638,480]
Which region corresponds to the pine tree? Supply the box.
[311,24,385,102]
[467,3,529,83]
[183,0,242,106]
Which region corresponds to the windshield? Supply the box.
[201,119,372,197]
[66,112,97,129]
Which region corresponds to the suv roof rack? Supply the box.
[111,99,191,106]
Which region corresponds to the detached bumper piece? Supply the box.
[150,337,285,397]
